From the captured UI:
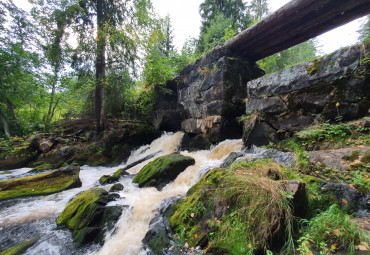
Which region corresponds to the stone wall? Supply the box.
[243,43,370,146]
[153,43,369,148]
[153,46,264,146]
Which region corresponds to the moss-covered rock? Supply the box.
[29,163,63,173]
[0,238,38,255]
[133,154,195,190]
[169,159,306,254]
[109,183,123,192]
[0,164,81,201]
[56,188,122,247]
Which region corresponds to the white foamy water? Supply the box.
[0,132,244,255]
[0,167,33,181]
[96,138,243,255]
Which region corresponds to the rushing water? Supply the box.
[0,132,244,255]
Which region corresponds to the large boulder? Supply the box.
[133,154,195,190]
[168,159,306,254]
[243,43,370,146]
[0,164,81,201]
[56,188,123,247]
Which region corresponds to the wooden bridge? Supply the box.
[224,0,370,61]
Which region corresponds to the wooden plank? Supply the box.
[224,0,370,60]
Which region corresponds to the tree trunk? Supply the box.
[95,0,106,131]
[1,115,11,139]
[46,71,58,124]
[6,98,21,134]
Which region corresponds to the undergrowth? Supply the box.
[297,204,369,255]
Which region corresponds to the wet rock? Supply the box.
[245,98,287,114]
[220,152,245,168]
[234,146,295,168]
[0,237,38,255]
[56,188,123,247]
[153,46,264,143]
[109,183,124,192]
[133,154,195,190]
[281,181,307,218]
[0,163,81,201]
[152,79,185,132]
[243,43,370,146]
[143,197,180,255]
[320,182,370,216]
[99,175,119,185]
[244,122,277,146]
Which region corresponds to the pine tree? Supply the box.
[197,0,252,53]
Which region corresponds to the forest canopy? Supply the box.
[0,0,367,138]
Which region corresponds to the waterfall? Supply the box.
[0,132,243,255]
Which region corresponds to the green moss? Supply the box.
[57,188,107,230]
[170,168,225,247]
[29,163,59,173]
[0,238,38,255]
[0,171,11,175]
[306,59,322,75]
[148,231,170,255]
[112,169,124,179]
[342,151,360,162]
[0,165,81,201]
[361,152,370,164]
[133,154,195,189]
[109,183,123,192]
[170,160,298,253]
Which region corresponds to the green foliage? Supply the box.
[298,123,350,146]
[197,0,252,54]
[138,18,199,120]
[199,13,238,53]
[358,15,370,43]
[259,40,317,74]
[249,0,269,21]
[298,204,369,254]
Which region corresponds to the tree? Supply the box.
[358,15,370,42]
[0,1,43,137]
[252,1,317,74]
[249,0,269,22]
[54,0,152,131]
[199,13,238,53]
[32,0,75,125]
[197,0,252,53]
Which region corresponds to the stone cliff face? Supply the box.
[153,43,369,148]
[243,43,369,146]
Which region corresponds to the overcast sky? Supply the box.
[14,0,368,55]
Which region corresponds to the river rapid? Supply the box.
[0,132,244,255]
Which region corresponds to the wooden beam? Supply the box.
[224,0,370,61]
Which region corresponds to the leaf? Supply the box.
[357,244,368,251]
[333,229,340,236]
[342,199,348,205]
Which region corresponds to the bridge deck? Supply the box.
[225,0,370,61]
